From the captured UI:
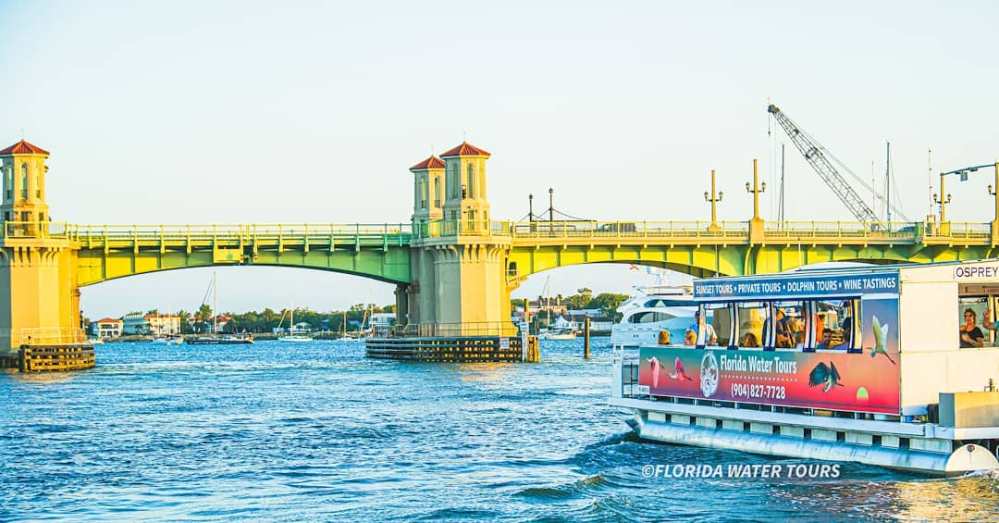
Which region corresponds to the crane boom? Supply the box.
[767,104,882,224]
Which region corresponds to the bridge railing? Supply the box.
[2,221,72,239]
[1,328,89,347]
[1,222,414,242]
[764,221,920,240]
[506,220,749,239]
[389,322,520,338]
[413,220,509,238]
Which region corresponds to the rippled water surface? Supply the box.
[2,340,998,521]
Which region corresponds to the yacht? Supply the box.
[610,285,696,348]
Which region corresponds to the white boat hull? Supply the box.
[612,396,999,475]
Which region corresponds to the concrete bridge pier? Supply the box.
[0,141,90,370]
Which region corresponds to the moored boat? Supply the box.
[610,285,696,348]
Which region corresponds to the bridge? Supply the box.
[1,138,997,349]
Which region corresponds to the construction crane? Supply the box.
[768,104,907,225]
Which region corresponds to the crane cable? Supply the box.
[794,125,910,222]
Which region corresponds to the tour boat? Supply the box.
[611,260,999,475]
[610,285,697,348]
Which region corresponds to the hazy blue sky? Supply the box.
[2,1,997,317]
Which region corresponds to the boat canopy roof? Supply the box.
[694,265,900,302]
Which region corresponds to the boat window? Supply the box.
[959,296,990,348]
[736,302,766,348]
[700,304,731,347]
[629,311,673,323]
[772,301,806,349]
[813,299,858,350]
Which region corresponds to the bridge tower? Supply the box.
[407,142,514,332]
[409,155,446,230]
[0,140,82,350]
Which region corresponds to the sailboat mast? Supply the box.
[885,141,892,224]
[212,272,218,334]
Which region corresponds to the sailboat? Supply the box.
[277,307,313,342]
[340,306,369,342]
[536,275,578,340]
[186,272,253,345]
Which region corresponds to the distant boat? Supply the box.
[538,329,577,341]
[537,276,578,340]
[277,307,313,342]
[185,272,253,345]
[187,334,253,345]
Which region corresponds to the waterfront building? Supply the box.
[122,312,147,335]
[90,317,123,338]
[145,313,181,336]
[121,312,181,335]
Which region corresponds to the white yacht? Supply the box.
[610,285,697,348]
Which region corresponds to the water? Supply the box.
[1,340,997,521]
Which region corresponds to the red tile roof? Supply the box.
[410,155,446,170]
[0,139,49,156]
[96,317,121,323]
[440,141,490,158]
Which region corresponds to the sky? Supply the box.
[1,1,997,317]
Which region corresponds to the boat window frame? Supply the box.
[735,301,768,349]
[770,300,808,352]
[698,302,734,348]
[958,294,991,349]
[809,297,860,352]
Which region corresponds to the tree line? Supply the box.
[172,303,394,334]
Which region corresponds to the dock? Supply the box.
[0,345,95,372]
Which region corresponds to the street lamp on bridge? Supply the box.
[704,169,723,232]
[936,161,999,239]
[746,159,766,242]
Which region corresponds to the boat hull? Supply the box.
[614,397,999,475]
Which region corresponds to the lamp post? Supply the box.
[932,173,952,234]
[746,159,766,221]
[704,169,723,232]
[938,162,999,240]
[746,159,766,243]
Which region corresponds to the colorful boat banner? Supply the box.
[638,298,900,414]
[694,272,899,300]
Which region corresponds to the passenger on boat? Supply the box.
[739,332,760,348]
[790,318,805,348]
[773,309,793,348]
[960,308,985,348]
[816,328,833,350]
[694,310,718,345]
[683,328,697,346]
[984,307,997,345]
[657,329,671,345]
[835,301,854,349]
